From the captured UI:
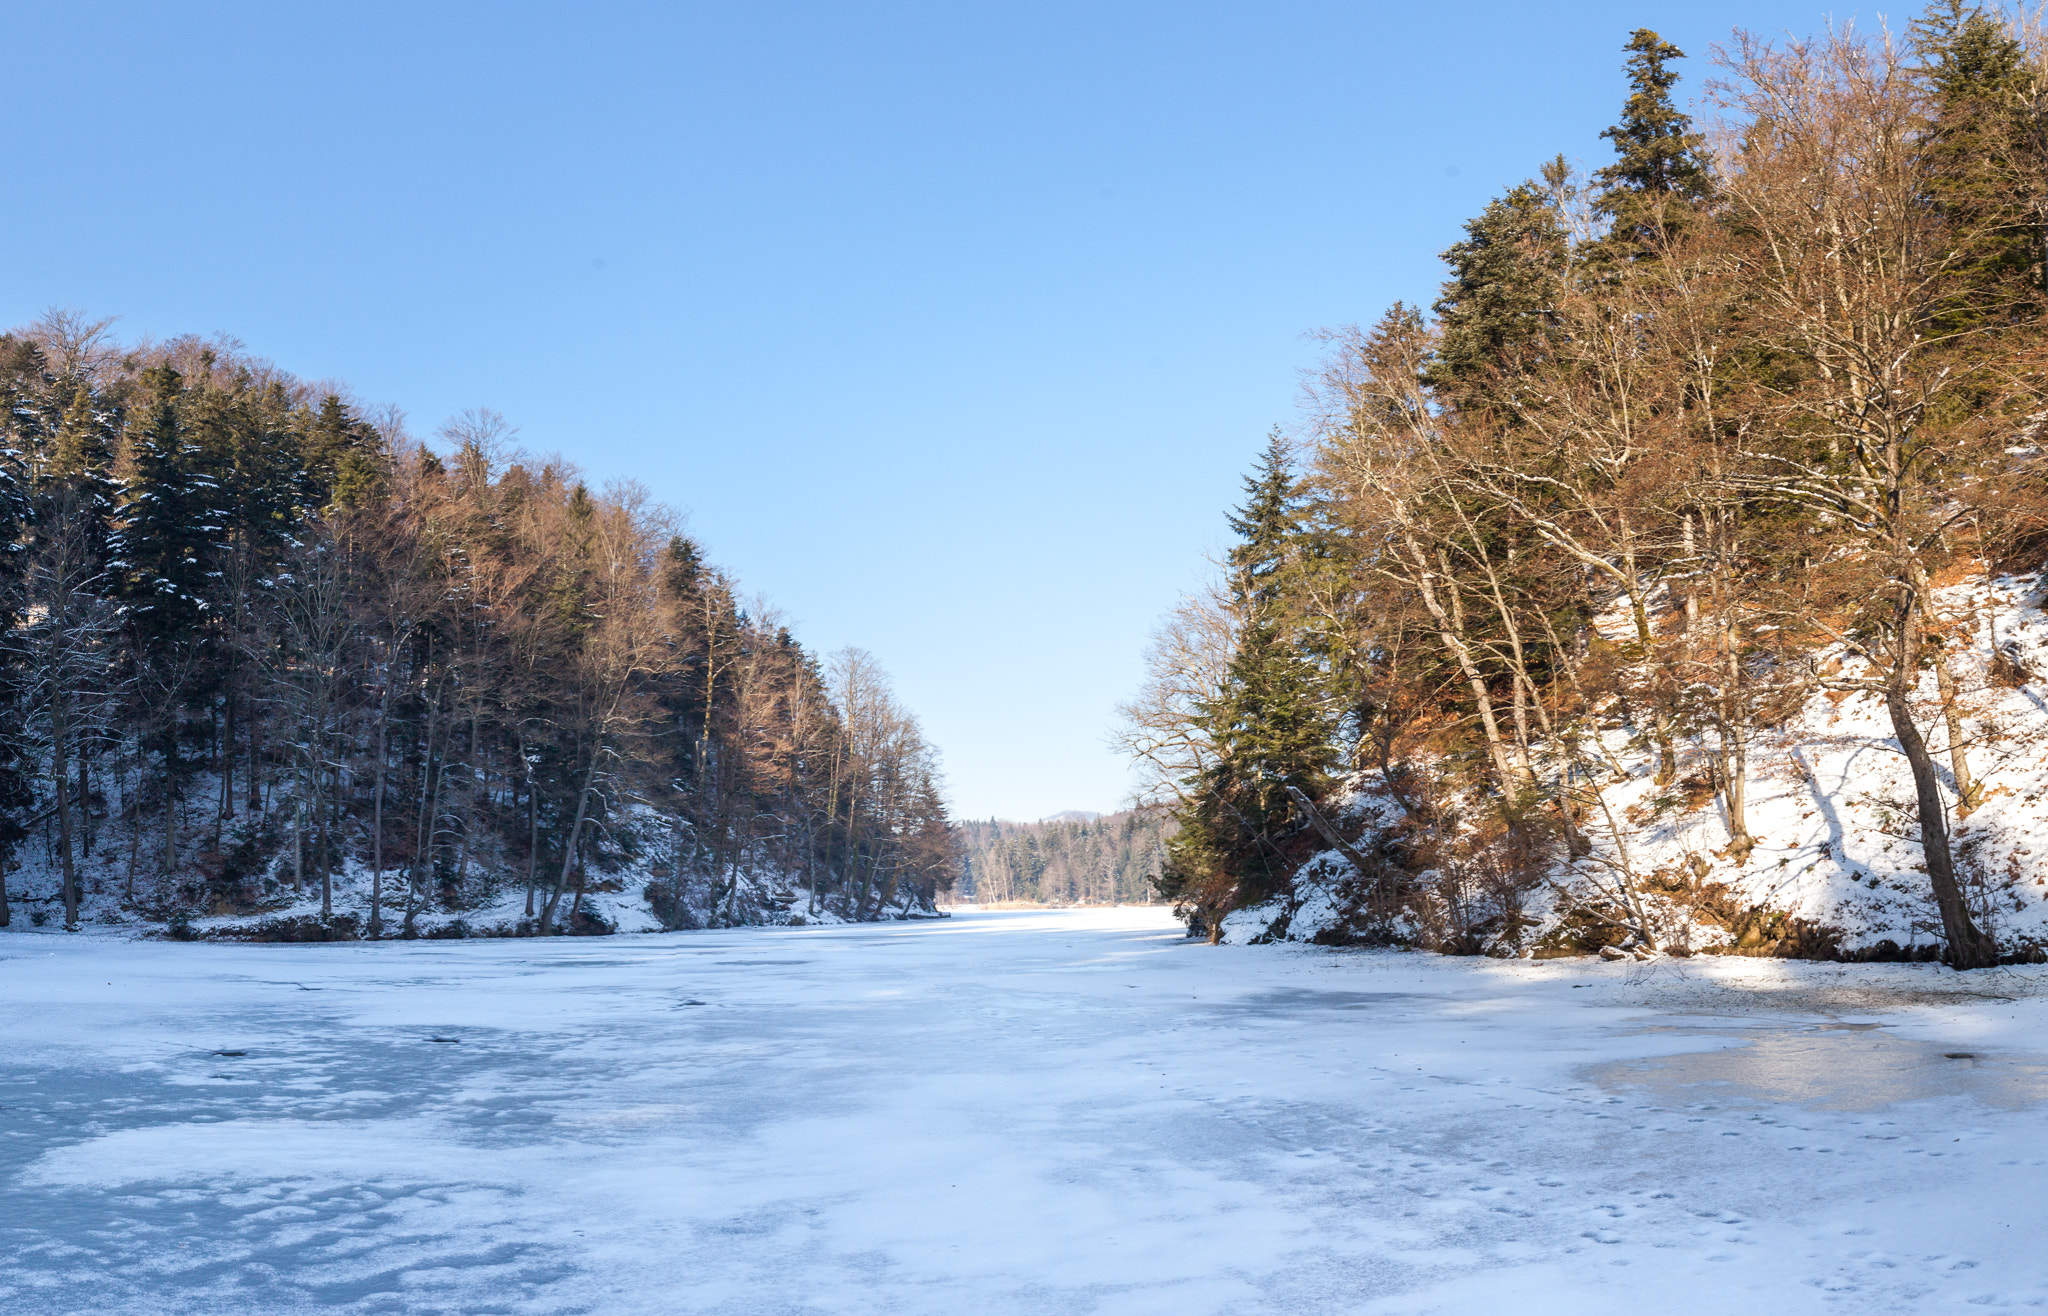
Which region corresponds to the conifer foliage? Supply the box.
[1154,434,1335,941]
[0,316,957,934]
[1592,29,1714,248]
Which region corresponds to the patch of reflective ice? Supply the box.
[1586,1024,2048,1110]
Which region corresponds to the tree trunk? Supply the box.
[1471,552,1541,777]
[455,701,479,895]
[1410,558,1521,795]
[539,748,601,935]
[369,677,391,937]
[1285,783,1382,887]
[1886,682,1996,968]
[1718,612,1754,857]
[53,693,77,929]
[319,760,335,923]
[79,744,92,858]
[1931,640,1980,817]
[1616,520,1679,789]
[524,759,539,919]
[1719,718,1750,857]
[816,739,844,918]
[248,711,263,812]
[670,810,690,930]
[422,755,448,913]
[160,721,178,886]
[568,834,587,926]
[124,744,139,902]
[216,695,232,841]
[722,806,754,922]
[405,691,440,937]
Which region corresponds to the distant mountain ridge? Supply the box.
[1039,810,1101,823]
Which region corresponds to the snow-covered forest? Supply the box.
[1123,12,2048,968]
[0,319,958,939]
[954,808,1174,905]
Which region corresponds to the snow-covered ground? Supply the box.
[5,908,2047,1313]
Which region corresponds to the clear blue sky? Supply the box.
[4,0,1848,821]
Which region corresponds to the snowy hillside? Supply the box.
[1220,569,2048,960]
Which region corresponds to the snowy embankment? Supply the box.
[4,907,2047,1313]
[1,793,937,939]
[1225,570,2048,958]
[13,863,897,941]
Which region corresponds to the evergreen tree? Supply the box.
[0,353,41,924]
[188,378,305,830]
[1592,29,1713,251]
[0,338,68,488]
[1159,435,1333,937]
[190,380,306,576]
[1911,0,2038,324]
[110,364,233,866]
[47,385,118,559]
[53,385,114,482]
[1425,181,1570,411]
[299,393,378,508]
[1213,435,1335,840]
[112,367,225,645]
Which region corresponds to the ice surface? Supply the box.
[5,909,2048,1312]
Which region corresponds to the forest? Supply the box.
[1122,4,2048,967]
[0,318,958,937]
[954,808,1174,905]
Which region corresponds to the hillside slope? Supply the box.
[1220,569,2048,959]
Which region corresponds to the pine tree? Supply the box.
[191,380,305,576]
[1159,434,1333,938]
[187,378,304,837]
[1592,29,1713,251]
[112,365,230,879]
[1217,434,1335,822]
[112,367,225,646]
[299,393,378,508]
[1425,181,1569,411]
[0,338,64,483]
[1911,1,2038,326]
[49,385,117,555]
[53,384,112,481]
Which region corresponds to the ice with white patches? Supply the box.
[4,908,2047,1312]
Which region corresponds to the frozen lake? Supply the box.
[4,908,2047,1313]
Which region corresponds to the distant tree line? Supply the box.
[0,316,957,934]
[955,809,1173,905]
[1122,7,2048,966]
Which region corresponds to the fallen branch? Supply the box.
[1285,784,1383,887]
